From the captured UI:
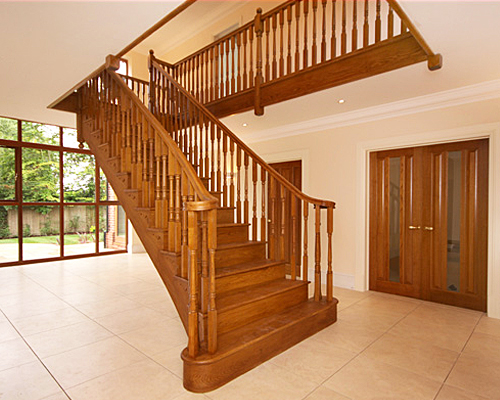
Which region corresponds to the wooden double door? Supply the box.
[369,139,488,311]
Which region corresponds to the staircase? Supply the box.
[77,54,337,392]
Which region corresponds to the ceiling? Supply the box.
[1,1,500,136]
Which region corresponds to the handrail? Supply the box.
[152,56,335,210]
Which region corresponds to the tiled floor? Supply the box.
[1,254,499,400]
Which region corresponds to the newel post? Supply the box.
[148,50,157,115]
[254,8,264,116]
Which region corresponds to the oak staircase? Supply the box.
[77,54,337,392]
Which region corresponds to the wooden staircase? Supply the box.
[76,54,337,392]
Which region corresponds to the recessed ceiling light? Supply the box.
[338,99,345,104]
[242,123,248,127]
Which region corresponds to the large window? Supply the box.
[0,116,127,266]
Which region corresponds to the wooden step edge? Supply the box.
[217,279,307,312]
[147,227,168,233]
[216,223,250,228]
[215,260,285,278]
[216,241,266,251]
[181,298,338,392]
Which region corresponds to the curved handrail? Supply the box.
[108,69,218,208]
[152,57,335,209]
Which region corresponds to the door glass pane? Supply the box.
[22,206,60,260]
[22,121,60,145]
[389,157,401,283]
[64,206,96,256]
[22,148,60,202]
[0,206,18,263]
[447,151,461,292]
[63,153,95,202]
[0,147,16,200]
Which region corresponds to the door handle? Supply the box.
[424,226,434,231]
[408,225,421,230]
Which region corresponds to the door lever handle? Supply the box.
[424,226,434,231]
[408,225,421,230]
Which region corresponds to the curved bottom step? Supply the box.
[181,298,338,393]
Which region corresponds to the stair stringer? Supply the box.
[81,122,189,329]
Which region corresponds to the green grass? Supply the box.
[0,234,102,245]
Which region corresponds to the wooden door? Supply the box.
[269,160,302,275]
[369,139,488,311]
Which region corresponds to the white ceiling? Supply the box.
[1,1,500,135]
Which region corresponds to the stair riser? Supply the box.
[217,209,235,224]
[216,264,285,294]
[215,243,266,268]
[217,284,308,334]
[217,225,248,245]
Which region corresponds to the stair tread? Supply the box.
[193,299,337,361]
[217,223,249,228]
[216,260,285,278]
[217,279,306,311]
[217,241,265,250]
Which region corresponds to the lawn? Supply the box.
[0,234,101,245]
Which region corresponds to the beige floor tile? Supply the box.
[324,355,442,400]
[435,385,490,400]
[312,319,385,353]
[42,336,146,388]
[338,303,409,332]
[408,303,482,329]
[463,331,500,359]
[1,295,71,320]
[67,359,184,400]
[40,392,71,400]
[10,307,89,337]
[446,353,500,399]
[362,332,459,382]
[0,337,38,372]
[124,287,171,305]
[94,306,170,334]
[0,361,62,400]
[76,296,143,319]
[119,318,187,357]
[0,320,20,343]
[146,298,180,318]
[151,343,185,378]
[270,336,357,384]
[303,386,351,400]
[475,315,500,338]
[25,319,114,358]
[171,393,211,400]
[208,363,317,400]
[106,280,160,295]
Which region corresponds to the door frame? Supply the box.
[355,122,500,318]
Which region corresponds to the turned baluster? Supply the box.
[148,136,155,208]
[287,5,293,73]
[269,176,276,259]
[272,13,278,80]
[363,0,369,47]
[155,135,162,228]
[341,0,347,55]
[168,152,176,252]
[174,171,182,253]
[209,48,214,102]
[242,30,248,90]
[265,17,271,82]
[194,109,200,173]
[254,9,264,115]
[388,4,394,39]
[244,153,249,225]
[331,0,337,59]
[236,33,242,92]
[279,9,284,77]
[216,128,222,194]
[252,161,258,240]
[221,42,227,98]
[314,205,322,301]
[187,208,199,358]
[321,0,327,62]
[295,3,301,71]
[303,202,309,282]
[210,124,215,192]
[312,0,318,66]
[214,44,220,101]
[204,50,209,104]
[327,206,334,302]
[236,145,242,223]
[291,195,297,280]
[180,176,188,278]
[207,208,217,354]
[231,35,236,94]
[197,54,202,103]
[375,0,381,43]
[229,140,235,209]
[222,134,228,207]
[352,0,358,51]
[249,25,254,89]
[200,213,209,328]
[161,151,168,230]
[280,184,286,261]
[303,0,309,68]
[261,168,266,242]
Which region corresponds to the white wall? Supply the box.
[247,97,500,318]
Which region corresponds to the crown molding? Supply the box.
[244,79,500,143]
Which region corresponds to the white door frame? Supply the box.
[355,122,500,318]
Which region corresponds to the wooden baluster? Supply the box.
[198,113,204,178]
[209,48,214,102]
[231,35,236,95]
[375,0,381,43]
[180,172,189,278]
[280,184,286,261]
[222,134,228,207]
[352,0,358,51]
[272,13,277,80]
[254,9,264,115]
[252,161,258,240]
[142,122,149,208]
[204,118,210,183]
[363,0,369,47]
[312,0,318,66]
[314,205,322,301]
[265,17,270,82]
[198,53,202,103]
[321,0,327,62]
[236,33,242,92]
[331,0,337,59]
[161,149,168,230]
[261,168,266,243]
[279,9,284,77]
[207,208,217,354]
[187,58,191,95]
[388,4,394,39]
[295,3,301,71]
[269,176,276,259]
[327,206,333,302]
[242,30,248,90]
[214,44,219,100]
[244,153,249,224]
[229,140,235,209]
[205,50,209,104]
[187,208,199,358]
[291,195,297,280]
[401,15,407,33]
[303,0,309,68]
[249,25,254,89]
[148,135,155,208]
[287,5,293,74]
[200,212,209,337]
[216,128,222,194]
[210,124,215,192]
[168,150,176,252]
[303,202,309,282]
[175,169,182,253]
[341,0,347,55]
[194,109,200,173]
[155,134,162,229]
[236,145,242,223]
[221,41,227,98]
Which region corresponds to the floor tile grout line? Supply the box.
[0,308,73,400]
